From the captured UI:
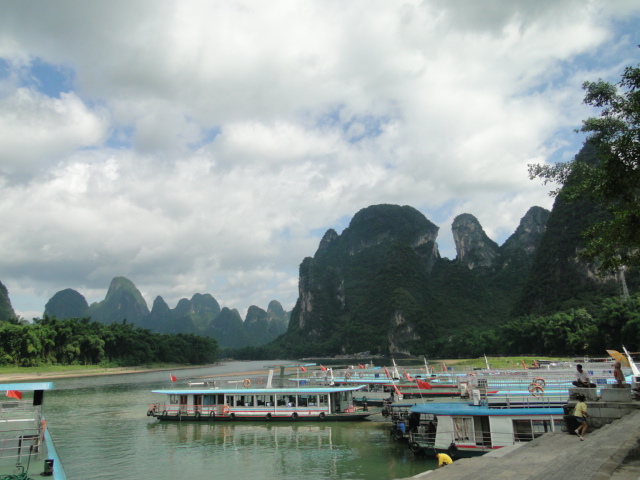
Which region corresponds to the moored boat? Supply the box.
[147,378,372,422]
[0,382,67,480]
[405,400,564,458]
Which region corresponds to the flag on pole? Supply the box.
[416,380,432,390]
[6,390,22,400]
[384,366,392,379]
[170,374,177,382]
[301,366,307,372]
[404,371,414,382]
[320,365,327,371]
[358,364,364,369]
[521,360,527,370]
[442,362,447,372]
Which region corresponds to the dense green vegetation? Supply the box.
[427,293,640,359]
[530,58,640,272]
[0,316,219,367]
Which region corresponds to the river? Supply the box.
[43,361,436,479]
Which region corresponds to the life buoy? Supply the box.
[243,379,251,388]
[265,413,272,420]
[528,383,537,393]
[291,412,298,420]
[230,412,236,420]
[256,377,265,386]
[222,405,231,415]
[381,409,389,417]
[410,442,423,454]
[345,372,351,379]
[162,410,168,417]
[531,385,544,397]
[209,411,216,420]
[395,428,404,440]
[534,377,546,387]
[318,412,326,420]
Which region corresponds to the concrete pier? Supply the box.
[398,403,640,480]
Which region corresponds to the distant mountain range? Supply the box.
[1,143,633,356]
[39,277,289,349]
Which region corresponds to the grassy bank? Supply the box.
[0,363,211,381]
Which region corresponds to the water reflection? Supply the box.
[43,362,433,480]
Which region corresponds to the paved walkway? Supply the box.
[398,409,640,480]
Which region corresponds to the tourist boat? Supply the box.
[147,372,373,422]
[0,382,67,480]
[404,400,564,458]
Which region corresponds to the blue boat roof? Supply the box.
[153,385,366,395]
[0,382,54,391]
[411,402,564,416]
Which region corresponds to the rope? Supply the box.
[0,473,32,480]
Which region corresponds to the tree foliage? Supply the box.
[0,316,218,367]
[529,57,640,271]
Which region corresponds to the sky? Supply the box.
[1,1,639,321]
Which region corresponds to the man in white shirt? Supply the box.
[572,364,596,388]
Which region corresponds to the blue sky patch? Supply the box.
[26,58,75,98]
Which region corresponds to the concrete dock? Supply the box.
[398,408,640,480]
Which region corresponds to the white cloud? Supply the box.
[0,0,638,318]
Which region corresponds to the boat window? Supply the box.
[235,395,254,406]
[169,395,179,404]
[203,395,216,407]
[318,394,328,407]
[512,420,533,442]
[452,417,473,443]
[532,419,552,437]
[225,395,235,406]
[276,395,289,406]
[256,394,274,406]
[298,395,315,407]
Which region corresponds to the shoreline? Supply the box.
[0,364,219,382]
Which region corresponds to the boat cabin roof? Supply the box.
[411,402,564,416]
[0,382,54,391]
[153,385,366,395]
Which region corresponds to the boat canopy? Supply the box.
[0,382,55,391]
[153,385,367,395]
[411,402,564,417]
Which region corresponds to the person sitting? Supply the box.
[572,364,596,388]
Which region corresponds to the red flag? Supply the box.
[416,380,432,390]
[6,390,22,400]
[404,371,414,382]
[521,360,527,370]
[301,366,307,372]
[384,367,392,379]
[320,365,327,371]
[170,374,177,382]
[358,364,364,369]
[442,362,447,372]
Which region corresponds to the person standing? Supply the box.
[574,394,589,440]
[613,362,626,388]
[572,364,596,388]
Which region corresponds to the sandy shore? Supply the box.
[0,364,217,382]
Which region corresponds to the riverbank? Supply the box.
[0,363,218,382]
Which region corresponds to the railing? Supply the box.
[408,427,547,451]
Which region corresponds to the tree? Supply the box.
[529,57,640,272]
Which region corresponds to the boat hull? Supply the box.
[150,412,372,422]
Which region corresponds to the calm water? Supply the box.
[44,361,436,480]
